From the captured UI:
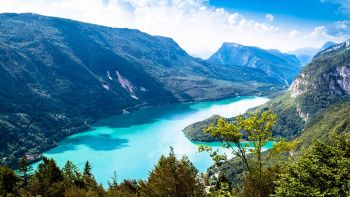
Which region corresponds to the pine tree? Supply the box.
[62,160,84,188]
[18,155,32,189]
[140,147,205,196]
[82,161,104,196]
[29,157,64,197]
[0,166,18,196]
[83,161,92,178]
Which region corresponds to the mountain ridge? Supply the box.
[207,42,302,85]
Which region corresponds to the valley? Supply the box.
[30,96,269,186]
[0,5,349,195]
[0,13,296,168]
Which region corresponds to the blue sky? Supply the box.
[0,0,349,58]
[210,0,346,22]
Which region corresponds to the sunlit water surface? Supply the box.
[33,96,270,186]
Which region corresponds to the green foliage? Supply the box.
[18,156,32,189]
[275,134,350,196]
[0,166,18,196]
[139,147,205,196]
[296,101,350,149]
[106,179,139,197]
[1,150,206,196]
[63,160,84,188]
[183,115,224,142]
[213,182,234,197]
[199,111,296,196]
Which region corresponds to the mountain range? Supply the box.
[184,39,350,143]
[207,42,302,85]
[0,13,303,167]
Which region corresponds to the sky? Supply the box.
[0,0,349,58]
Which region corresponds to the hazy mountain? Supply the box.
[0,13,284,167]
[207,42,302,85]
[289,41,337,66]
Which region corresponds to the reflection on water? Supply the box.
[33,96,269,186]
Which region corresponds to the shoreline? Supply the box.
[25,89,284,167]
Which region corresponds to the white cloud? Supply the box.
[0,0,348,58]
[266,13,274,22]
[289,30,300,38]
[306,24,349,40]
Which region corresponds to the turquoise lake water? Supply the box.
[33,96,270,186]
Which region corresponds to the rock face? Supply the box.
[337,66,350,94]
[208,42,302,85]
[0,13,285,167]
[289,73,309,98]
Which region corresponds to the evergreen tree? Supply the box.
[84,161,92,177]
[0,166,18,196]
[82,161,104,196]
[139,148,205,197]
[29,157,64,197]
[18,156,32,189]
[62,160,84,188]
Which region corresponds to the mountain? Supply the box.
[289,41,337,66]
[0,13,286,167]
[266,39,350,139]
[207,42,302,85]
[184,39,350,141]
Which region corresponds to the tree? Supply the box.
[0,166,18,196]
[83,161,92,178]
[274,134,350,197]
[62,160,84,188]
[106,179,139,197]
[199,111,297,197]
[29,157,64,197]
[82,161,104,196]
[139,147,205,197]
[18,156,32,189]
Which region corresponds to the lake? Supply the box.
[33,96,269,186]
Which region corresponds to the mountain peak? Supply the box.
[320,41,337,51]
[222,42,243,48]
[316,39,350,57]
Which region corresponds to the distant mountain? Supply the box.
[184,39,350,141]
[207,42,302,85]
[0,13,285,167]
[289,41,337,66]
